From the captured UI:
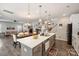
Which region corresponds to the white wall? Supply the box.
[0,21,23,33]
[30,17,69,41]
[56,16,69,41]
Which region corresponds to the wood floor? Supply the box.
[0,36,78,56]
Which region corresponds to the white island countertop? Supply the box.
[17,33,55,48]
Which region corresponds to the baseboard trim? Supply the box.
[56,37,67,41]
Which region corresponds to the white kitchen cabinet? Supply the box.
[33,43,42,56]
[42,34,56,56]
[70,14,79,55]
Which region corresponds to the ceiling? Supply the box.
[0,3,79,23]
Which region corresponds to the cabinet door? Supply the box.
[77,42,79,55]
[72,36,76,48]
[49,34,56,47]
[21,44,32,56]
[42,39,50,56]
[75,38,79,55]
[32,43,42,56]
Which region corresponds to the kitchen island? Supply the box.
[17,33,56,56]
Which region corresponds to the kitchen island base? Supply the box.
[18,33,56,56]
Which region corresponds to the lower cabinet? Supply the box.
[21,44,32,56]
[75,38,79,55]
[42,34,56,56]
[72,36,79,55]
[32,43,42,56]
[21,34,56,56]
[42,39,50,56]
[49,34,56,47]
[21,43,43,56]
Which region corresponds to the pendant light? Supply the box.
[38,5,42,23]
[27,3,31,18]
[44,10,48,24]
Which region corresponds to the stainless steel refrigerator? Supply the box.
[67,23,72,45]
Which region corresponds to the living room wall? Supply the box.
[0,21,23,33]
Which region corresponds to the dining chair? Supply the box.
[12,34,21,48]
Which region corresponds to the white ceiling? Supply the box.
[0,3,79,23]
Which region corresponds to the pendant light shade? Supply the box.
[38,5,42,22]
[38,18,42,24]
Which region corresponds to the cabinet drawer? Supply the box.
[42,39,50,56]
[21,44,32,56]
[33,43,42,56]
[49,34,56,47]
[50,40,55,47]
